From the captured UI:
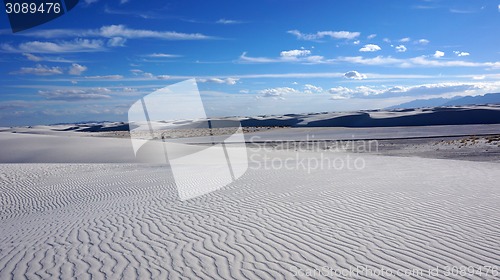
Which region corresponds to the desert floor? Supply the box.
[1,124,499,279]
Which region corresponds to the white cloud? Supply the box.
[395,45,407,53]
[142,72,154,79]
[287,30,360,41]
[10,64,63,75]
[383,38,391,43]
[353,40,360,45]
[85,75,123,80]
[239,52,281,63]
[359,44,382,52]
[280,49,311,58]
[303,84,323,94]
[22,53,42,62]
[344,70,367,80]
[2,39,104,53]
[417,39,430,45]
[18,25,213,41]
[156,75,170,80]
[146,53,181,58]
[399,37,411,43]
[129,69,155,79]
[410,56,500,68]
[498,4,500,12]
[450,8,476,14]
[239,52,325,64]
[199,78,239,85]
[327,82,500,100]
[98,25,212,40]
[38,88,112,101]
[20,53,75,63]
[454,51,470,57]
[328,87,354,100]
[259,87,299,97]
[216,19,243,24]
[239,52,500,69]
[305,55,325,63]
[121,87,136,93]
[130,69,144,74]
[433,50,445,58]
[107,37,127,47]
[382,82,498,97]
[367,34,377,39]
[69,63,87,75]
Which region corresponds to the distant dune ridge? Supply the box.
[36,104,500,132]
[388,92,500,109]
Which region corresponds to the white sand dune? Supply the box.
[0,133,137,163]
[1,113,499,279]
[2,124,499,164]
[1,150,499,279]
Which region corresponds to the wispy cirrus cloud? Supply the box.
[198,77,239,85]
[84,75,124,80]
[97,25,213,40]
[145,53,182,58]
[107,37,127,47]
[239,51,325,64]
[335,55,500,68]
[239,52,282,63]
[17,25,214,40]
[21,53,76,63]
[416,39,430,45]
[10,64,63,76]
[103,6,161,19]
[2,39,104,53]
[22,53,42,62]
[216,19,244,24]
[280,49,311,58]
[84,0,99,5]
[240,51,500,69]
[449,8,476,14]
[287,30,360,41]
[38,88,112,101]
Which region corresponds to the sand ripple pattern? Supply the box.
[1,154,500,279]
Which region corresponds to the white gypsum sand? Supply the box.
[1,149,499,279]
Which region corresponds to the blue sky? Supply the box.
[1,0,500,125]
